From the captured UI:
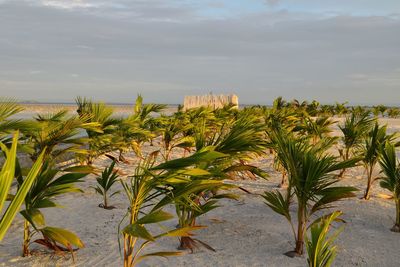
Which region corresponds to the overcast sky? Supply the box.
[0,0,399,105]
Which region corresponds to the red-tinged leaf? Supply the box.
[40,227,84,249]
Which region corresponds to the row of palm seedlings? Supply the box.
[1,96,399,267]
[0,98,267,263]
[271,97,400,118]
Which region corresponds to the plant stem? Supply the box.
[104,194,108,209]
[394,198,400,232]
[124,199,139,267]
[396,198,400,226]
[22,220,30,257]
[364,166,374,200]
[339,148,350,178]
[280,171,287,188]
[295,203,306,255]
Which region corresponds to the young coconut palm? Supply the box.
[0,100,27,143]
[24,110,100,162]
[120,154,205,267]
[387,108,400,119]
[112,117,151,162]
[0,132,45,242]
[294,116,336,145]
[263,131,357,256]
[158,115,194,161]
[151,149,239,252]
[264,108,302,187]
[379,142,400,232]
[351,106,370,117]
[113,95,166,161]
[75,97,121,164]
[273,96,287,110]
[338,112,375,177]
[306,211,344,267]
[92,160,120,209]
[132,95,166,126]
[372,105,387,118]
[153,115,267,252]
[334,102,348,117]
[18,161,91,256]
[361,123,397,200]
[306,100,321,117]
[0,100,38,157]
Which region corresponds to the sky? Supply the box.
[0,0,399,105]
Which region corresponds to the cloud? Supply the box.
[265,0,280,6]
[0,1,399,105]
[28,70,43,75]
[40,0,97,9]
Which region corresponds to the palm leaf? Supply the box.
[0,133,45,241]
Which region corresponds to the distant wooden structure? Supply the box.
[183,94,239,111]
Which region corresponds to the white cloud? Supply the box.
[40,0,96,9]
[28,70,43,75]
[0,1,399,104]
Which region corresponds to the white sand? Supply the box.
[1,118,399,267]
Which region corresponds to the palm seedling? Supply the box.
[372,105,387,118]
[153,115,267,252]
[294,116,336,145]
[158,115,194,161]
[273,96,287,110]
[0,99,26,143]
[192,111,267,183]
[151,149,238,252]
[263,130,357,256]
[112,117,150,162]
[23,110,100,162]
[361,122,397,200]
[334,102,348,117]
[0,100,36,156]
[112,95,164,161]
[305,211,344,267]
[319,105,335,117]
[351,106,370,117]
[75,97,121,164]
[264,108,301,187]
[387,108,400,118]
[18,161,90,257]
[338,112,375,177]
[378,142,400,232]
[213,104,239,124]
[93,160,120,209]
[132,95,167,126]
[119,154,205,267]
[0,132,44,242]
[305,100,321,117]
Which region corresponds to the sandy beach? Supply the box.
[2,1,399,266]
[1,118,399,267]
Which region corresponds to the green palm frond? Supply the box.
[264,129,357,255]
[0,132,45,242]
[0,99,24,121]
[306,211,344,267]
[379,142,400,193]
